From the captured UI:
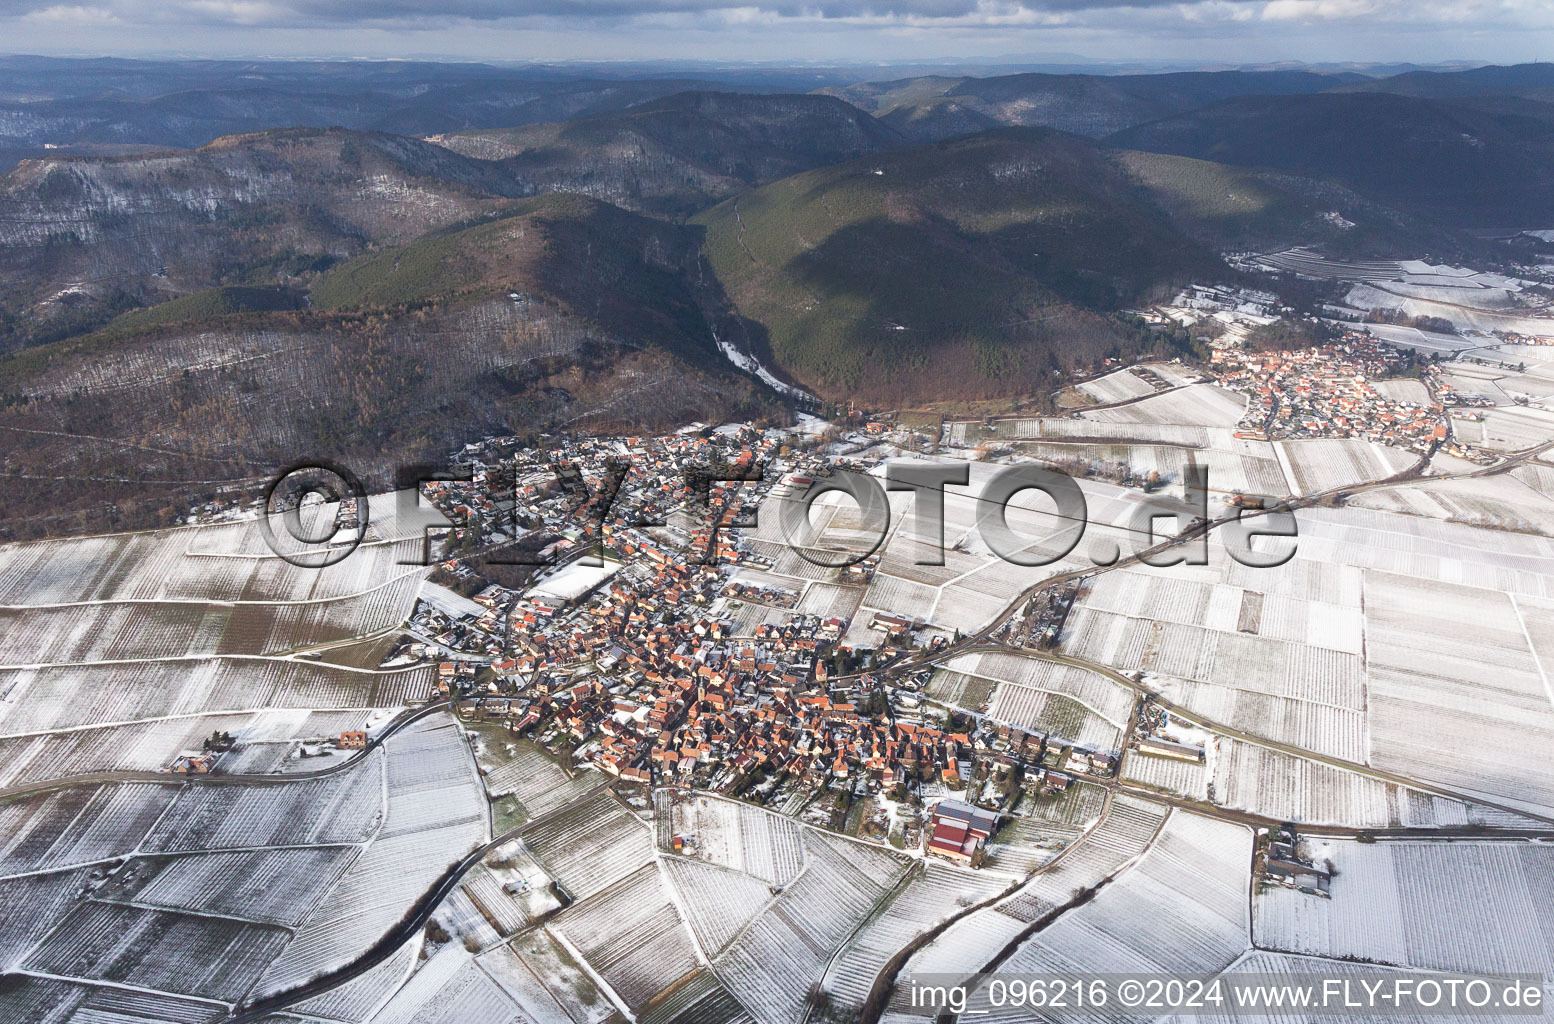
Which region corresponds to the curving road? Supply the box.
[0,698,454,801]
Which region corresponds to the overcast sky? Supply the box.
[5,0,1552,66]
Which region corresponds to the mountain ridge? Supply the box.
[693,128,1220,403]
[1107,92,1554,227]
[428,91,905,217]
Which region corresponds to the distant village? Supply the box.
[1213,335,1445,451]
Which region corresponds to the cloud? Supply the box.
[1,0,1549,51]
[0,0,1264,26]
[1257,0,1553,26]
[1261,0,1377,20]
[183,0,290,21]
[19,2,119,20]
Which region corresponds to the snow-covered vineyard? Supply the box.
[971,813,1253,1023]
[0,758,1272,1024]
[716,830,913,1024]
[0,714,486,1020]
[0,658,427,737]
[876,792,1169,1020]
[1256,838,1554,977]
[0,512,437,791]
[0,670,1549,1024]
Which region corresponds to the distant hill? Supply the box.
[1113,150,1478,258]
[428,91,905,217]
[0,127,526,349]
[0,56,771,158]
[311,194,730,366]
[876,98,1001,143]
[0,193,776,540]
[1108,93,1554,227]
[822,69,1364,140]
[817,75,970,127]
[693,129,1219,404]
[1334,62,1554,103]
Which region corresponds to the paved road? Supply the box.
[0,699,453,801]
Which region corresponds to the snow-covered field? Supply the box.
[655,792,805,885]
[372,947,521,1024]
[146,751,385,851]
[951,651,1135,725]
[881,792,1167,1020]
[1256,839,1554,976]
[23,901,291,1002]
[1362,567,1554,816]
[995,794,1169,924]
[1078,384,1247,428]
[1206,737,1482,828]
[480,930,616,1024]
[551,863,700,1010]
[1057,492,1554,821]
[1061,559,1367,764]
[527,559,621,602]
[969,812,1251,1022]
[521,791,654,901]
[0,657,425,737]
[1362,322,1483,355]
[1273,438,1417,495]
[129,846,355,927]
[1352,473,1554,535]
[938,651,1132,749]
[974,416,1214,447]
[1140,361,1207,388]
[478,742,600,816]
[1249,248,1554,338]
[0,518,422,606]
[1250,249,1404,281]
[0,712,262,787]
[253,715,487,1000]
[1075,368,1157,404]
[1371,378,1432,405]
[0,511,433,801]
[0,782,175,876]
[716,830,910,1024]
[1469,406,1554,452]
[1016,441,1289,498]
[820,862,1007,1015]
[0,870,101,970]
[1123,748,1210,801]
[662,855,776,956]
[1346,284,1554,338]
